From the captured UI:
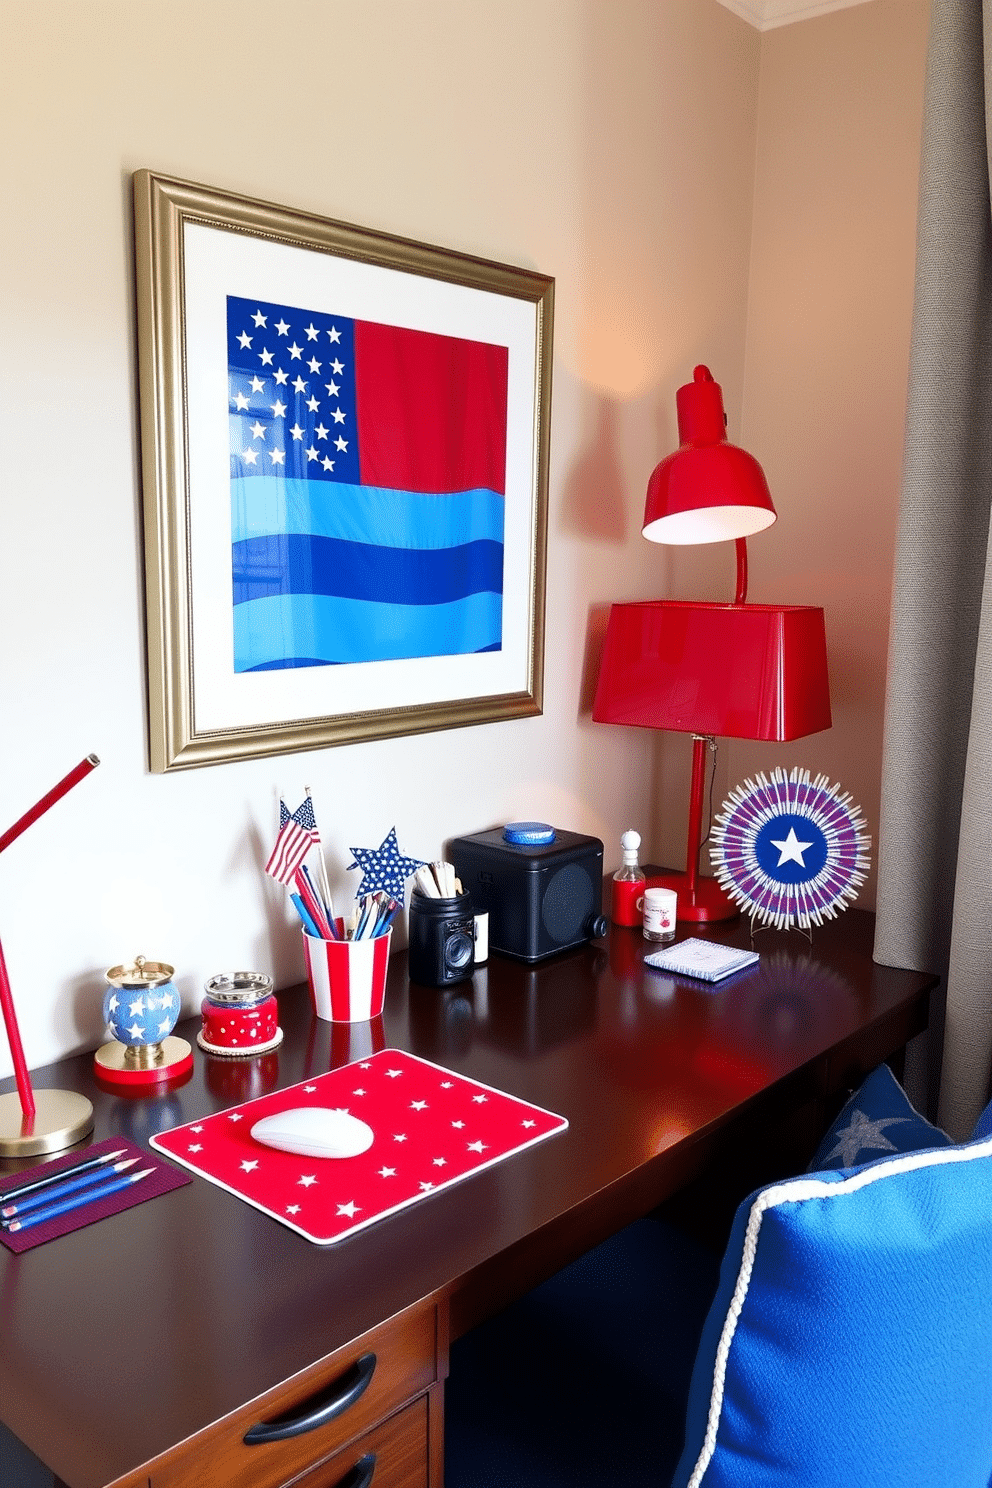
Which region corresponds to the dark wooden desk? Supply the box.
[0,910,935,1488]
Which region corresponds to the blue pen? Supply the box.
[4,1167,156,1233]
[290,892,322,939]
[1,1156,140,1220]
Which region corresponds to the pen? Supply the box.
[290,892,322,940]
[2,1157,140,1220]
[3,1167,156,1233]
[0,1147,128,1208]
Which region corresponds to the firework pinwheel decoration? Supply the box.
[709,767,871,931]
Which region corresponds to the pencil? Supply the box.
[2,1158,140,1220]
[0,1147,128,1208]
[4,1167,156,1233]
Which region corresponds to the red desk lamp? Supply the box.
[0,756,99,1155]
[593,367,831,922]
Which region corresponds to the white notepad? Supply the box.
[643,937,759,983]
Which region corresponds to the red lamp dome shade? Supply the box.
[642,366,777,545]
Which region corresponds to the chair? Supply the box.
[444,1065,992,1486]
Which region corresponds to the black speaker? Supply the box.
[448,823,607,963]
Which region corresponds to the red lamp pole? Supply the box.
[0,754,100,1122]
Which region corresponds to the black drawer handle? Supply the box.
[337,1453,376,1488]
[243,1353,377,1444]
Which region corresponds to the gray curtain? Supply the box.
[875,0,992,1139]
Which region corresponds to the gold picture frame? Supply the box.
[133,170,553,772]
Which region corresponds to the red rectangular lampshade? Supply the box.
[592,600,831,741]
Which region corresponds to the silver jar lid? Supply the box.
[204,971,273,1005]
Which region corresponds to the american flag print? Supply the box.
[264,797,318,886]
[227,295,509,673]
[150,1050,568,1245]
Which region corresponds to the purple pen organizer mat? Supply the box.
[0,1136,191,1254]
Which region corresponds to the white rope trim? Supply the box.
[684,1135,992,1487]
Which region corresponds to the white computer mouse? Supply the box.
[250,1106,375,1159]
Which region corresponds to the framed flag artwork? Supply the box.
[133,170,553,771]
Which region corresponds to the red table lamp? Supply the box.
[593,367,831,922]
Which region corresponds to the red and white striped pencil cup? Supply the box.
[302,928,392,1022]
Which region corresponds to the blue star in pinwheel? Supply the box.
[347,827,425,901]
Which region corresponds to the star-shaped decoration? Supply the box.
[228,1113,243,1122]
[378,1166,396,1177]
[823,1108,912,1167]
[432,1157,447,1167]
[467,1140,488,1153]
[393,1133,408,1142]
[273,367,289,385]
[348,827,425,892]
[249,374,265,392]
[188,1143,203,1153]
[251,310,267,327]
[410,1100,428,1111]
[190,1124,203,1133]
[240,1160,258,1172]
[769,826,815,867]
[385,1069,403,1079]
[304,1084,317,1092]
[471,1094,489,1104]
[522,1120,536,1128]
[353,1088,367,1097]
[298,1174,318,1187]
[347,828,426,902]
[286,1204,301,1214]
[337,1201,360,1217]
[440,1081,453,1089]
[451,1120,465,1129]
[419,1181,435,1192]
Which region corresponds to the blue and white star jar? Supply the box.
[103,956,180,1046]
[95,955,193,1090]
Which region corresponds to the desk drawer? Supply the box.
[293,1392,431,1488]
[150,1301,437,1488]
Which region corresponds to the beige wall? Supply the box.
[0,0,931,1076]
[720,0,931,908]
[0,1,763,1073]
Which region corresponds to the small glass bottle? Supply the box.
[611,829,646,927]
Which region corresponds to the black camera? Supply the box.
[407,889,477,987]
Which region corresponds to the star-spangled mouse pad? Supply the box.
[150,1049,568,1245]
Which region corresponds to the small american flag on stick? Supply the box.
[265,798,318,885]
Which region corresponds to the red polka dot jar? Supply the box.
[198,972,282,1057]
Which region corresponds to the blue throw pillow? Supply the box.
[671,1132,992,1486]
[808,1061,950,1171]
[972,1096,992,1141]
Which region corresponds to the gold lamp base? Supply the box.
[0,1088,94,1158]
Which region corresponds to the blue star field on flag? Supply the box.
[347,828,426,902]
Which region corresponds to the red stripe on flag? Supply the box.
[354,321,508,495]
[265,821,311,885]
